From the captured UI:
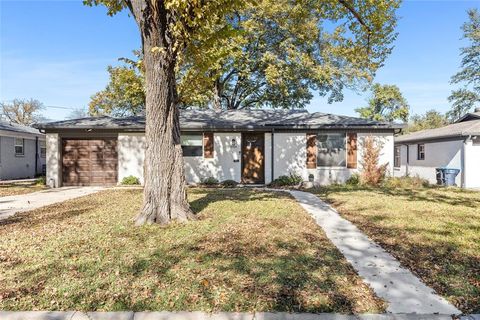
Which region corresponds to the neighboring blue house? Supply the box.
[0,120,46,180]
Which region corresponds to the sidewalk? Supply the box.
[0,187,104,221]
[286,190,460,315]
[1,311,477,320]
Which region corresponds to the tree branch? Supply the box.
[338,0,371,52]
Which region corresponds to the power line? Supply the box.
[43,105,83,110]
[0,101,84,110]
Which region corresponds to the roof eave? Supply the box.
[395,133,468,144]
[41,124,401,131]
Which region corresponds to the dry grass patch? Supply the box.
[0,182,46,197]
[0,188,384,313]
[311,185,480,313]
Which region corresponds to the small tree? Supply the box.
[360,136,388,186]
[0,98,45,125]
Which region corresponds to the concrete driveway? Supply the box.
[0,187,105,221]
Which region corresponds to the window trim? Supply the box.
[14,138,25,157]
[394,146,401,168]
[40,140,46,158]
[316,132,347,168]
[181,133,203,157]
[417,143,425,160]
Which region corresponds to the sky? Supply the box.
[0,0,479,121]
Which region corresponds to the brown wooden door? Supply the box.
[62,139,118,186]
[241,132,265,184]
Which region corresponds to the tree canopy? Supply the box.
[180,0,400,110]
[448,8,480,121]
[406,109,449,133]
[89,64,145,116]
[87,0,400,116]
[356,83,409,122]
[0,99,45,125]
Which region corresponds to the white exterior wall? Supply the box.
[118,133,146,184]
[117,132,272,185]
[393,140,464,186]
[274,131,394,185]
[464,138,480,189]
[273,133,308,180]
[46,133,60,187]
[184,132,242,183]
[264,132,272,184]
[0,132,46,180]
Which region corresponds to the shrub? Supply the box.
[360,136,388,186]
[35,176,46,186]
[121,176,140,185]
[221,179,238,188]
[270,173,303,187]
[202,177,219,186]
[383,176,429,189]
[345,173,360,186]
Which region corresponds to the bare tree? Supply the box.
[67,107,88,119]
[0,98,45,125]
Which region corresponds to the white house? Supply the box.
[394,108,480,188]
[35,109,401,187]
[0,120,46,180]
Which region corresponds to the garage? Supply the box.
[62,138,118,186]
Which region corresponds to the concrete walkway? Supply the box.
[1,311,475,320]
[287,190,460,315]
[0,187,105,221]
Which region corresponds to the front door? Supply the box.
[241,132,265,184]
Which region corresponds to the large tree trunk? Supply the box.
[129,0,195,225]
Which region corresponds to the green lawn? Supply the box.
[0,188,384,313]
[0,182,46,197]
[311,185,480,313]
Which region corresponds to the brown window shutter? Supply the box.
[203,132,214,158]
[347,133,357,169]
[306,133,317,169]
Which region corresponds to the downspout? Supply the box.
[271,128,275,183]
[405,144,409,176]
[462,135,471,188]
[35,136,39,177]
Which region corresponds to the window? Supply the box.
[317,133,346,167]
[181,134,203,157]
[394,146,401,168]
[40,140,46,158]
[14,138,24,156]
[417,144,425,160]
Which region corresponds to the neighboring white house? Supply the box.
[0,120,46,180]
[35,109,401,187]
[394,108,480,188]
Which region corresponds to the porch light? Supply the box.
[231,138,238,148]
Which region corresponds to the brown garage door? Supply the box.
[62,139,118,186]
